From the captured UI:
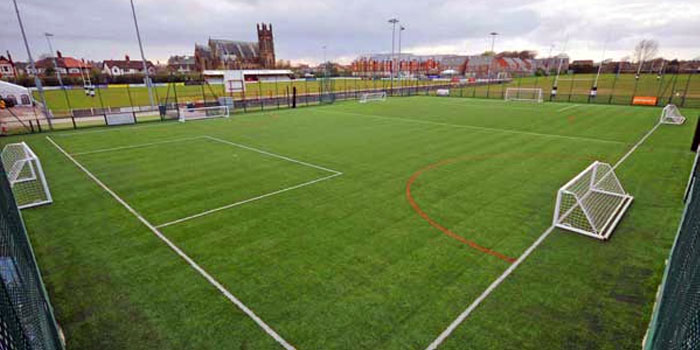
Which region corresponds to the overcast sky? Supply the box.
[1,0,698,65]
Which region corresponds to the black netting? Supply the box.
[645,152,700,350]
[0,161,62,350]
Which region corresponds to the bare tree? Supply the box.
[633,39,659,77]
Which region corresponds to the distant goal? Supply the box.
[179,105,230,122]
[553,161,633,240]
[660,104,686,125]
[1,142,52,209]
[359,92,387,103]
[505,88,543,103]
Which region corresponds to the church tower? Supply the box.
[257,23,275,68]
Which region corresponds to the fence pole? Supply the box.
[608,69,620,104]
[95,84,108,126]
[630,75,641,105]
[125,83,137,122]
[258,80,263,111]
[681,70,694,107]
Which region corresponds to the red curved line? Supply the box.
[406,158,516,264]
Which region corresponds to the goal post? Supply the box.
[178,105,230,123]
[553,161,633,240]
[660,104,686,125]
[1,142,52,209]
[505,88,543,103]
[359,91,387,103]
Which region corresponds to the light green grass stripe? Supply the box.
[323,109,626,145]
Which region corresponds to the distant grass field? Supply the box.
[3,96,698,349]
[35,74,700,115]
[36,78,445,114]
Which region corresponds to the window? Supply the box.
[20,95,30,105]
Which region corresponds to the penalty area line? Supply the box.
[46,136,297,350]
[423,121,663,350]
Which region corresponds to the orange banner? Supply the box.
[632,96,658,106]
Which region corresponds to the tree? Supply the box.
[481,51,495,57]
[633,39,659,76]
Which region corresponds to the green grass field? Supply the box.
[3,96,698,349]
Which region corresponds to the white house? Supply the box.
[102,55,156,76]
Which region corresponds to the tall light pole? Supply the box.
[485,32,498,97]
[130,0,155,109]
[44,33,64,87]
[398,25,405,81]
[12,0,52,128]
[322,45,327,77]
[388,18,399,90]
[44,32,72,112]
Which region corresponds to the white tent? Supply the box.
[440,69,459,76]
[0,80,32,106]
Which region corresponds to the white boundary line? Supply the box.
[72,136,205,156]
[323,109,625,145]
[157,172,341,228]
[47,136,297,350]
[423,120,662,350]
[557,104,580,112]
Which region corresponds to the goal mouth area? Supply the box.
[504,88,544,103]
[553,161,634,240]
[660,104,686,125]
[178,105,230,123]
[359,92,387,104]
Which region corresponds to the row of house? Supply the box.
[0,51,158,79]
[350,54,571,78]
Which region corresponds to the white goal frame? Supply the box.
[1,142,52,209]
[660,104,686,125]
[505,87,543,103]
[359,91,387,103]
[179,105,230,123]
[553,161,633,240]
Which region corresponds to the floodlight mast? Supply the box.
[398,25,405,81]
[388,18,399,89]
[130,0,155,110]
[12,0,52,129]
[485,32,498,97]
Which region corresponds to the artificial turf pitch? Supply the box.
[5,96,698,349]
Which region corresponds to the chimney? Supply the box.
[125,55,130,62]
[56,50,62,58]
[6,51,12,63]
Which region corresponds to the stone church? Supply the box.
[195,23,275,71]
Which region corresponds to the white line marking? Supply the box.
[157,172,342,228]
[557,104,580,112]
[72,136,205,156]
[203,135,343,175]
[423,120,662,350]
[47,136,297,350]
[324,109,625,145]
[54,120,177,137]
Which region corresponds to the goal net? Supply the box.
[553,161,633,240]
[660,104,686,125]
[359,92,387,103]
[179,105,230,122]
[1,142,52,209]
[505,88,543,103]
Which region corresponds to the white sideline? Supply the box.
[423,120,662,350]
[46,136,297,350]
[72,136,204,156]
[324,109,625,145]
[557,104,580,112]
[157,172,341,228]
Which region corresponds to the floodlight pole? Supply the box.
[398,26,405,82]
[12,0,52,128]
[388,18,399,92]
[486,32,498,97]
[130,0,155,109]
[44,33,72,112]
[322,45,327,78]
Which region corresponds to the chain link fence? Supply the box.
[0,160,63,350]
[644,146,700,350]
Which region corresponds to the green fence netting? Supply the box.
[644,149,700,350]
[0,160,63,350]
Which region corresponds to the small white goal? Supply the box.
[505,88,543,103]
[660,104,686,125]
[553,161,633,240]
[1,142,52,209]
[359,92,387,104]
[179,105,230,122]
